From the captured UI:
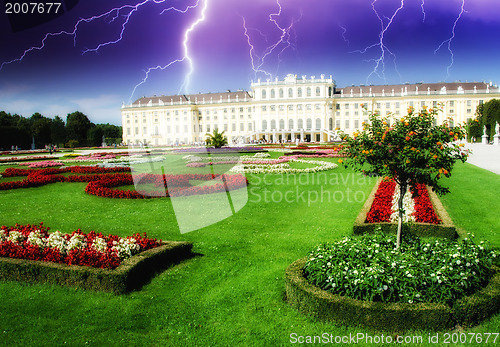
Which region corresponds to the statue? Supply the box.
[482,125,489,144]
[496,122,500,135]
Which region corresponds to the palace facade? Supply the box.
[121,74,500,145]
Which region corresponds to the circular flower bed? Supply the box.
[304,231,498,305]
[0,223,161,269]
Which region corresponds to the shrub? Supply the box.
[303,230,498,305]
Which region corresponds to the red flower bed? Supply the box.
[0,166,248,199]
[366,180,396,223]
[84,173,248,199]
[0,223,161,269]
[366,180,441,224]
[412,184,441,224]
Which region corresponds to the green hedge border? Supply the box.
[0,241,193,294]
[285,258,500,331]
[353,179,457,239]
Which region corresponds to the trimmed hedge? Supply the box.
[285,258,500,331]
[453,265,500,327]
[353,179,457,238]
[0,241,193,294]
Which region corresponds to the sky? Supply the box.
[1,0,499,125]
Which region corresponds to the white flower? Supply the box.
[0,229,7,242]
[111,237,141,259]
[92,237,108,253]
[7,230,24,244]
[67,234,87,252]
[27,230,46,248]
[47,231,68,254]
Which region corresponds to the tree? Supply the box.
[87,126,104,147]
[30,113,52,147]
[340,105,469,248]
[66,111,92,146]
[465,118,482,142]
[205,128,228,148]
[482,99,500,138]
[51,116,66,145]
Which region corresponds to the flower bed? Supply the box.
[0,223,161,269]
[304,232,498,305]
[284,231,500,331]
[0,224,193,293]
[85,173,248,199]
[0,155,54,163]
[285,257,500,331]
[18,160,64,168]
[230,158,338,174]
[366,179,441,224]
[174,146,264,153]
[354,178,456,238]
[0,166,248,199]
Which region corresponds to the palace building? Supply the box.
[121,74,500,145]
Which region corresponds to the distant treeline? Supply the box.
[0,111,122,150]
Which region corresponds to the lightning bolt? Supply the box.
[421,0,426,22]
[241,0,301,80]
[1,1,151,71]
[351,0,405,84]
[434,0,465,79]
[129,0,207,101]
[339,24,350,46]
[0,0,206,102]
[179,0,208,94]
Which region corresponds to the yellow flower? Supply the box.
[338,159,343,164]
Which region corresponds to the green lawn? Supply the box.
[0,157,498,346]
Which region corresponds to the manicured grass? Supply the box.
[0,157,498,346]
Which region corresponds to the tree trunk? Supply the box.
[396,182,407,249]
